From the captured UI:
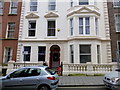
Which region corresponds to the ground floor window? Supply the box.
[23,46,31,61]
[118,41,120,56]
[70,45,74,63]
[38,46,46,61]
[4,47,12,64]
[79,45,91,63]
[97,45,100,64]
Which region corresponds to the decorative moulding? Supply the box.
[25,13,39,19]
[44,12,59,18]
[67,6,100,17]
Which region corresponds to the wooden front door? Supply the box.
[49,45,60,69]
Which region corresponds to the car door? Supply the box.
[2,68,28,90]
[22,68,41,90]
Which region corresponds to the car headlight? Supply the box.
[111,77,120,83]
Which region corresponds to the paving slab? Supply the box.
[58,76,104,87]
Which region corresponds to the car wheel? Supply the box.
[38,85,50,90]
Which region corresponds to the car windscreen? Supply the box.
[115,69,120,72]
[45,67,56,75]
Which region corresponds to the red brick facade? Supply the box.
[0,1,22,64]
[107,2,120,61]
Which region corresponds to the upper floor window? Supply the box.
[79,17,90,35]
[70,0,73,7]
[70,18,73,36]
[28,20,36,37]
[30,0,37,11]
[7,22,16,38]
[0,0,4,15]
[115,14,120,32]
[114,0,120,7]
[79,0,89,5]
[0,23,1,30]
[95,18,99,35]
[10,0,18,14]
[47,20,56,36]
[48,0,56,11]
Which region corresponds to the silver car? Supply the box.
[0,66,59,90]
[103,69,120,90]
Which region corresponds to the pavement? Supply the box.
[58,76,104,87]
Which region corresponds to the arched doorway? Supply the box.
[49,45,60,70]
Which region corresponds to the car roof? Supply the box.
[20,66,48,69]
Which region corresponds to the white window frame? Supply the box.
[114,14,120,32]
[0,0,4,15]
[9,0,18,14]
[4,47,13,64]
[6,22,16,38]
[47,20,56,36]
[28,20,36,37]
[30,0,38,12]
[79,17,90,35]
[113,0,120,7]
[48,0,56,11]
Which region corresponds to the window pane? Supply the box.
[4,47,12,64]
[29,30,35,36]
[79,0,88,5]
[7,22,15,38]
[70,45,74,63]
[79,18,83,34]
[70,18,73,35]
[29,21,36,29]
[85,17,90,34]
[80,55,91,63]
[0,0,4,14]
[115,14,120,32]
[47,21,55,36]
[80,45,91,53]
[10,1,18,14]
[80,45,91,63]
[114,0,120,7]
[24,46,31,61]
[48,0,56,10]
[38,47,46,61]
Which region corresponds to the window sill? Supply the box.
[27,11,38,13]
[25,37,37,39]
[44,36,57,39]
[2,38,18,40]
[8,14,18,16]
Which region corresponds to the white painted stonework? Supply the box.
[17,0,112,69]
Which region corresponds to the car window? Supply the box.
[45,67,56,75]
[27,68,41,76]
[10,68,28,78]
[115,69,120,72]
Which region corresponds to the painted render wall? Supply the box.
[17,0,112,65]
